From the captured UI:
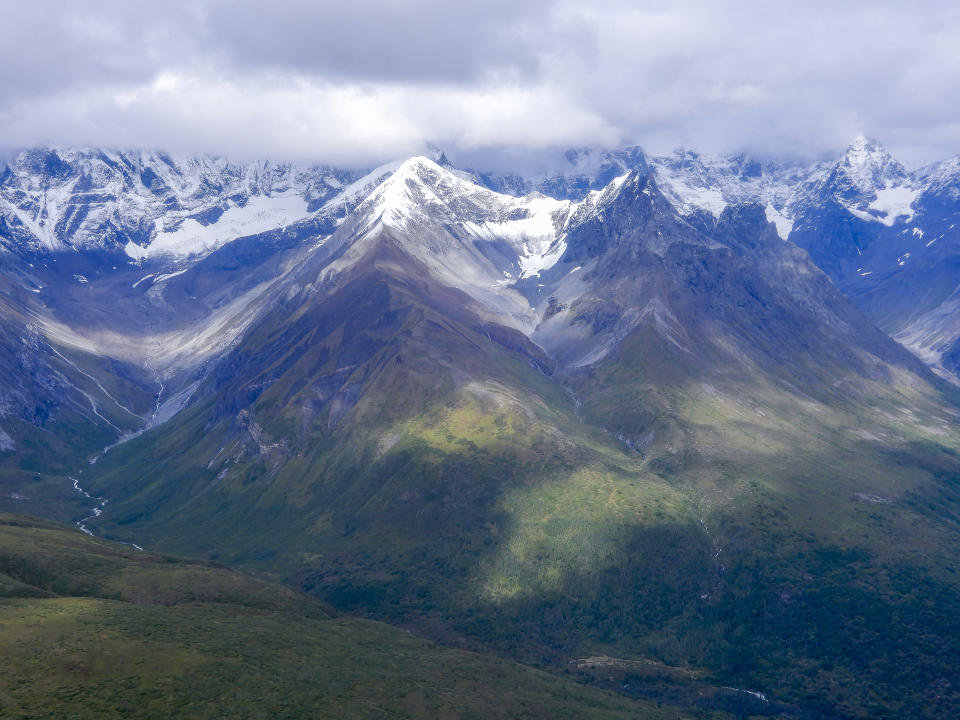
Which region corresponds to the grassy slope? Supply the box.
[550,210,960,718]
[565,315,960,718]
[0,513,715,720]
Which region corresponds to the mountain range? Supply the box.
[2,138,960,718]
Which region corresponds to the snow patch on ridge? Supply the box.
[125,242,150,261]
[128,192,309,260]
[764,205,794,239]
[518,237,566,279]
[654,169,728,217]
[463,195,569,279]
[868,185,918,226]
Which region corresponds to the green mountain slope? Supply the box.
[0,512,720,720]
[550,200,960,717]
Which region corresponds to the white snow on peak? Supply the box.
[815,136,922,227]
[330,156,640,335]
[919,155,960,200]
[360,157,572,281]
[840,135,906,193]
[661,182,728,217]
[846,135,891,167]
[647,150,810,226]
[361,156,450,231]
[320,159,405,215]
[648,153,729,217]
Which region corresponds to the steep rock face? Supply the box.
[864,158,960,369]
[566,136,960,382]
[789,136,919,282]
[646,148,818,239]
[817,134,913,208]
[532,178,960,720]
[9,137,960,384]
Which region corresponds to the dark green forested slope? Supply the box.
[0,512,720,720]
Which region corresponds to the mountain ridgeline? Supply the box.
[2,141,960,719]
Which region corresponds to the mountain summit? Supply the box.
[834,134,910,196]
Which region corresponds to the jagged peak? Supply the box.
[363,155,459,217]
[837,135,907,182]
[424,143,452,167]
[357,154,595,249]
[843,134,893,163]
[356,155,512,236]
[815,135,914,207]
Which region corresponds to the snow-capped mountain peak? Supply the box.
[318,157,645,339]
[834,134,910,195]
[360,155,455,231]
[812,135,919,226]
[357,155,572,260]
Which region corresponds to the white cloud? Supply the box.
[1,72,617,166]
[1,0,959,165]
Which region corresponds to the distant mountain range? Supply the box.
[4,136,959,378]
[3,139,960,718]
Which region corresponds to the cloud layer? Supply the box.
[2,0,959,166]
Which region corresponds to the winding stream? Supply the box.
[67,375,166,550]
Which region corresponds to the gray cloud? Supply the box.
[200,0,550,83]
[0,2,198,102]
[1,0,959,166]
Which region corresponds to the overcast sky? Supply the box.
[2,0,959,168]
